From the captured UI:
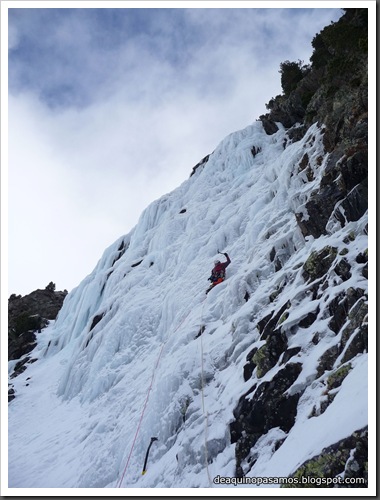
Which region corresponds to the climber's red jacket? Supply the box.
[210,254,231,282]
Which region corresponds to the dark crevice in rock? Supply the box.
[282,346,302,364]
[89,312,105,332]
[257,301,291,340]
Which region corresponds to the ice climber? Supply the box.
[206,252,231,294]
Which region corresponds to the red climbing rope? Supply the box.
[116,297,207,487]
[116,342,165,488]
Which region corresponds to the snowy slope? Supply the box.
[8,120,368,491]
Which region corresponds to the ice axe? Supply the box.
[141,437,158,475]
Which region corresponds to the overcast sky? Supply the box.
[4,2,344,296]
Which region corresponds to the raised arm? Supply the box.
[223,252,231,267]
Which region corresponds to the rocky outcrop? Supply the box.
[295,148,368,239]
[260,10,367,139]
[260,9,367,241]
[231,363,303,477]
[190,153,211,177]
[8,284,67,381]
[283,427,368,488]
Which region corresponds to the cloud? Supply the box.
[6,6,343,295]
[8,7,342,108]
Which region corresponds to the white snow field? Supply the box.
[8,120,369,493]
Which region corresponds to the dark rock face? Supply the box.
[243,347,258,381]
[328,288,364,334]
[9,357,38,380]
[253,331,288,379]
[8,286,67,400]
[257,301,290,340]
[8,285,67,362]
[316,345,340,378]
[302,246,338,283]
[286,124,308,143]
[282,347,302,364]
[231,363,302,477]
[260,9,367,240]
[295,149,368,239]
[284,427,368,488]
[8,385,16,403]
[190,153,211,177]
[260,117,279,136]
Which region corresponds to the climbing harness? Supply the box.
[142,437,158,475]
